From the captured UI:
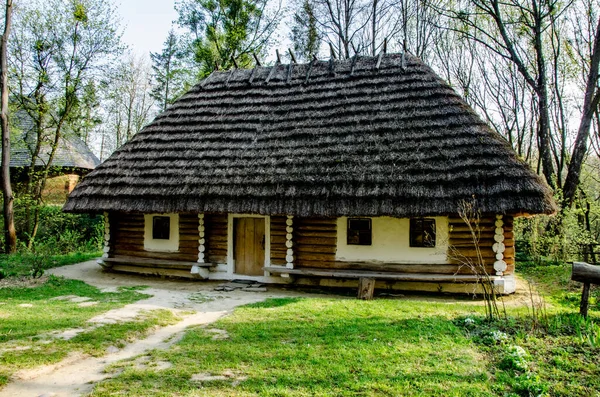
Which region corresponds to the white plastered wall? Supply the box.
[143,213,180,252]
[336,216,449,263]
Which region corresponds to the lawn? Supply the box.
[0,275,178,387]
[0,260,598,396]
[89,263,599,397]
[92,298,494,397]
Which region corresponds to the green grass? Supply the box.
[518,262,599,311]
[0,251,101,278]
[0,275,177,387]
[90,298,495,397]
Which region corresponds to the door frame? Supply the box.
[227,214,271,279]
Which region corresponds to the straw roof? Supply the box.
[64,53,556,216]
[10,136,100,171]
[8,110,100,171]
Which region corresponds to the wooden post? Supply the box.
[571,262,600,317]
[580,282,591,318]
[357,277,375,300]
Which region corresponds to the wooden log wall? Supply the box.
[204,214,228,263]
[109,213,199,261]
[270,216,288,266]
[294,217,337,268]
[448,215,515,275]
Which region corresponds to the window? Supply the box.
[152,216,171,240]
[410,218,436,247]
[347,218,372,245]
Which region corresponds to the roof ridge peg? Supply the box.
[265,50,281,84]
[286,62,293,84]
[304,55,318,84]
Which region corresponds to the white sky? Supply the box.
[115,0,290,62]
[116,0,180,57]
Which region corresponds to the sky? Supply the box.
[115,0,290,62]
[116,0,179,57]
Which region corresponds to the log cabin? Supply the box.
[64,53,556,294]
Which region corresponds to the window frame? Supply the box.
[409,218,436,248]
[347,218,372,246]
[143,213,179,252]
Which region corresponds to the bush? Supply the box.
[0,204,103,255]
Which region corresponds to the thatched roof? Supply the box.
[8,110,100,171]
[64,53,556,216]
[10,135,100,171]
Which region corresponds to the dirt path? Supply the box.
[0,260,320,397]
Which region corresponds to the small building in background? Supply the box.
[7,111,100,203]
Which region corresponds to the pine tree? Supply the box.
[290,0,321,61]
[150,30,190,111]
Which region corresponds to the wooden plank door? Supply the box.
[234,218,265,276]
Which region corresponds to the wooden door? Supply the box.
[234,218,265,276]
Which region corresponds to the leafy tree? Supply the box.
[290,0,321,61]
[9,0,123,247]
[151,29,191,112]
[175,0,282,77]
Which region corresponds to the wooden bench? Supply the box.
[264,265,485,299]
[100,255,215,279]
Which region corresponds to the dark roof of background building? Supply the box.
[64,53,556,216]
[8,110,100,170]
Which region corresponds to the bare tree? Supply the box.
[311,0,371,58]
[562,3,600,207]
[439,0,575,189]
[98,53,156,159]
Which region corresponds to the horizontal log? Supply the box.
[264,266,487,282]
[207,254,227,263]
[296,237,337,246]
[296,253,336,262]
[449,239,515,248]
[572,262,600,284]
[295,259,336,268]
[296,218,337,225]
[115,227,144,233]
[111,249,197,261]
[331,261,488,275]
[295,231,337,238]
[271,236,287,245]
[449,225,513,233]
[448,232,496,240]
[295,224,337,232]
[105,255,213,269]
[114,221,144,228]
[109,264,206,279]
[451,247,515,258]
[295,245,337,254]
[205,239,227,250]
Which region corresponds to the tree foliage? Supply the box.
[175,0,282,77]
[8,0,123,247]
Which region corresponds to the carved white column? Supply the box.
[492,215,507,276]
[285,215,294,269]
[102,212,110,259]
[198,213,205,263]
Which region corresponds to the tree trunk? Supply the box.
[562,16,600,207]
[1,0,16,254]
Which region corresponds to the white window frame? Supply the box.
[144,213,180,252]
